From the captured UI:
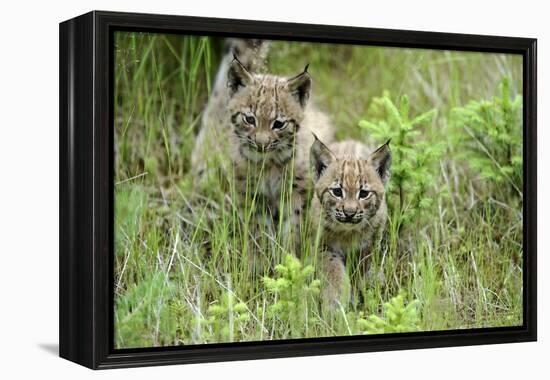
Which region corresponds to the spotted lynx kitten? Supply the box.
[310,137,392,304]
[192,41,334,250]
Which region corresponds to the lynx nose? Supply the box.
[255,132,270,152]
[343,208,357,218]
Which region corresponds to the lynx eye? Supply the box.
[358,189,372,199]
[272,120,286,130]
[330,187,343,198]
[243,115,256,126]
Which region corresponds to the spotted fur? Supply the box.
[310,138,392,304]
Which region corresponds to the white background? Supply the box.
[0,0,547,378]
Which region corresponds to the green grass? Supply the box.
[113,32,523,348]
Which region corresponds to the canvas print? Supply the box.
[113,32,523,349]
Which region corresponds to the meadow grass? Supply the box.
[113,32,523,348]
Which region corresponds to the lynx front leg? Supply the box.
[233,172,267,273]
[288,189,306,256]
[320,248,349,308]
[287,173,310,257]
[358,238,386,289]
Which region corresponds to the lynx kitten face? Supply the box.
[311,139,392,232]
[227,58,312,165]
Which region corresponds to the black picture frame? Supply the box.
[59,10,537,369]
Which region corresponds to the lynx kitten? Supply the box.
[192,41,334,251]
[310,137,392,304]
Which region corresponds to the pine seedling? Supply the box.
[199,291,251,343]
[359,92,443,230]
[263,254,321,338]
[451,77,523,198]
[356,292,420,334]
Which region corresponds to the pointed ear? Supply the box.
[287,65,312,108]
[310,135,336,181]
[368,140,392,186]
[227,56,254,96]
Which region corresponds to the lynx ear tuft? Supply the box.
[310,134,336,181]
[287,66,312,108]
[368,141,392,186]
[227,56,254,96]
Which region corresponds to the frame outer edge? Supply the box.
[59,16,72,363]
[57,10,538,370]
[526,38,537,340]
[59,11,96,369]
[93,10,115,368]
